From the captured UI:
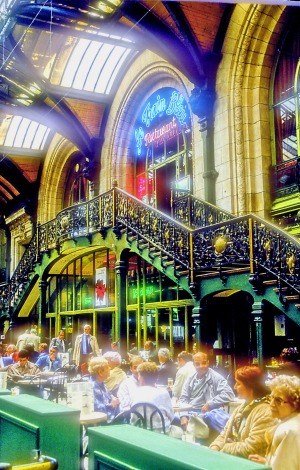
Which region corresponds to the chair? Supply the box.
[45,370,67,403]
[109,409,131,425]
[129,402,166,433]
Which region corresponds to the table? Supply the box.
[10,376,49,398]
[80,411,107,468]
[80,411,107,426]
[173,404,193,412]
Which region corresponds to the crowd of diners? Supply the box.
[1,325,300,469]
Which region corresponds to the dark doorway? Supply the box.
[155,161,176,214]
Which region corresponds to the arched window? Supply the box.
[272,23,300,197]
[64,153,90,207]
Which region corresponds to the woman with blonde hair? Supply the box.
[210,366,276,457]
[249,374,300,469]
[88,356,119,422]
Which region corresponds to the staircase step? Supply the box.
[138,243,148,250]
[176,270,189,276]
[149,251,161,258]
[263,280,278,286]
[163,260,175,266]
[283,295,300,301]
[273,287,288,293]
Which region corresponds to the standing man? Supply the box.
[50,330,68,353]
[24,328,40,352]
[73,324,101,368]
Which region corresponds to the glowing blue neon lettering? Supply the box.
[166,91,187,125]
[135,127,144,156]
[142,95,166,128]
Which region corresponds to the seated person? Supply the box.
[131,361,176,435]
[36,342,48,360]
[88,356,119,422]
[4,344,19,363]
[179,351,235,433]
[118,355,144,411]
[249,374,300,470]
[7,349,40,380]
[172,351,195,400]
[103,351,127,394]
[210,366,276,457]
[156,348,177,386]
[0,355,13,370]
[36,345,62,372]
[278,347,300,377]
[139,341,158,363]
[23,343,39,363]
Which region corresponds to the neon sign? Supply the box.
[144,117,177,147]
[142,95,166,128]
[133,87,191,157]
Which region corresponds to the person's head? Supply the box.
[193,352,209,378]
[18,349,30,366]
[30,329,37,335]
[234,366,269,401]
[144,341,154,351]
[58,330,65,340]
[103,351,122,369]
[269,374,300,420]
[88,356,110,382]
[39,343,48,353]
[137,361,158,386]
[129,355,144,378]
[83,324,91,335]
[192,343,198,354]
[6,344,17,355]
[111,341,119,351]
[177,351,193,368]
[24,343,34,354]
[49,346,59,360]
[158,348,170,364]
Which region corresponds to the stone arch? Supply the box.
[215,4,287,217]
[101,50,197,194]
[38,134,80,223]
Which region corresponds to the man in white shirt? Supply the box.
[172,351,195,400]
[118,355,144,411]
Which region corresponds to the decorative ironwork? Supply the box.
[173,194,233,229]
[4,186,300,317]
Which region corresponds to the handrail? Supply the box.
[2,186,300,316]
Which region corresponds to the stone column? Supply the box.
[189,86,218,205]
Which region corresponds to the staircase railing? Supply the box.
[2,186,300,316]
[172,193,233,228]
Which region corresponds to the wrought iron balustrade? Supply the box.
[3,187,300,317]
[172,194,233,228]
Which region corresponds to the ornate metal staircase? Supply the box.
[2,185,300,326]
